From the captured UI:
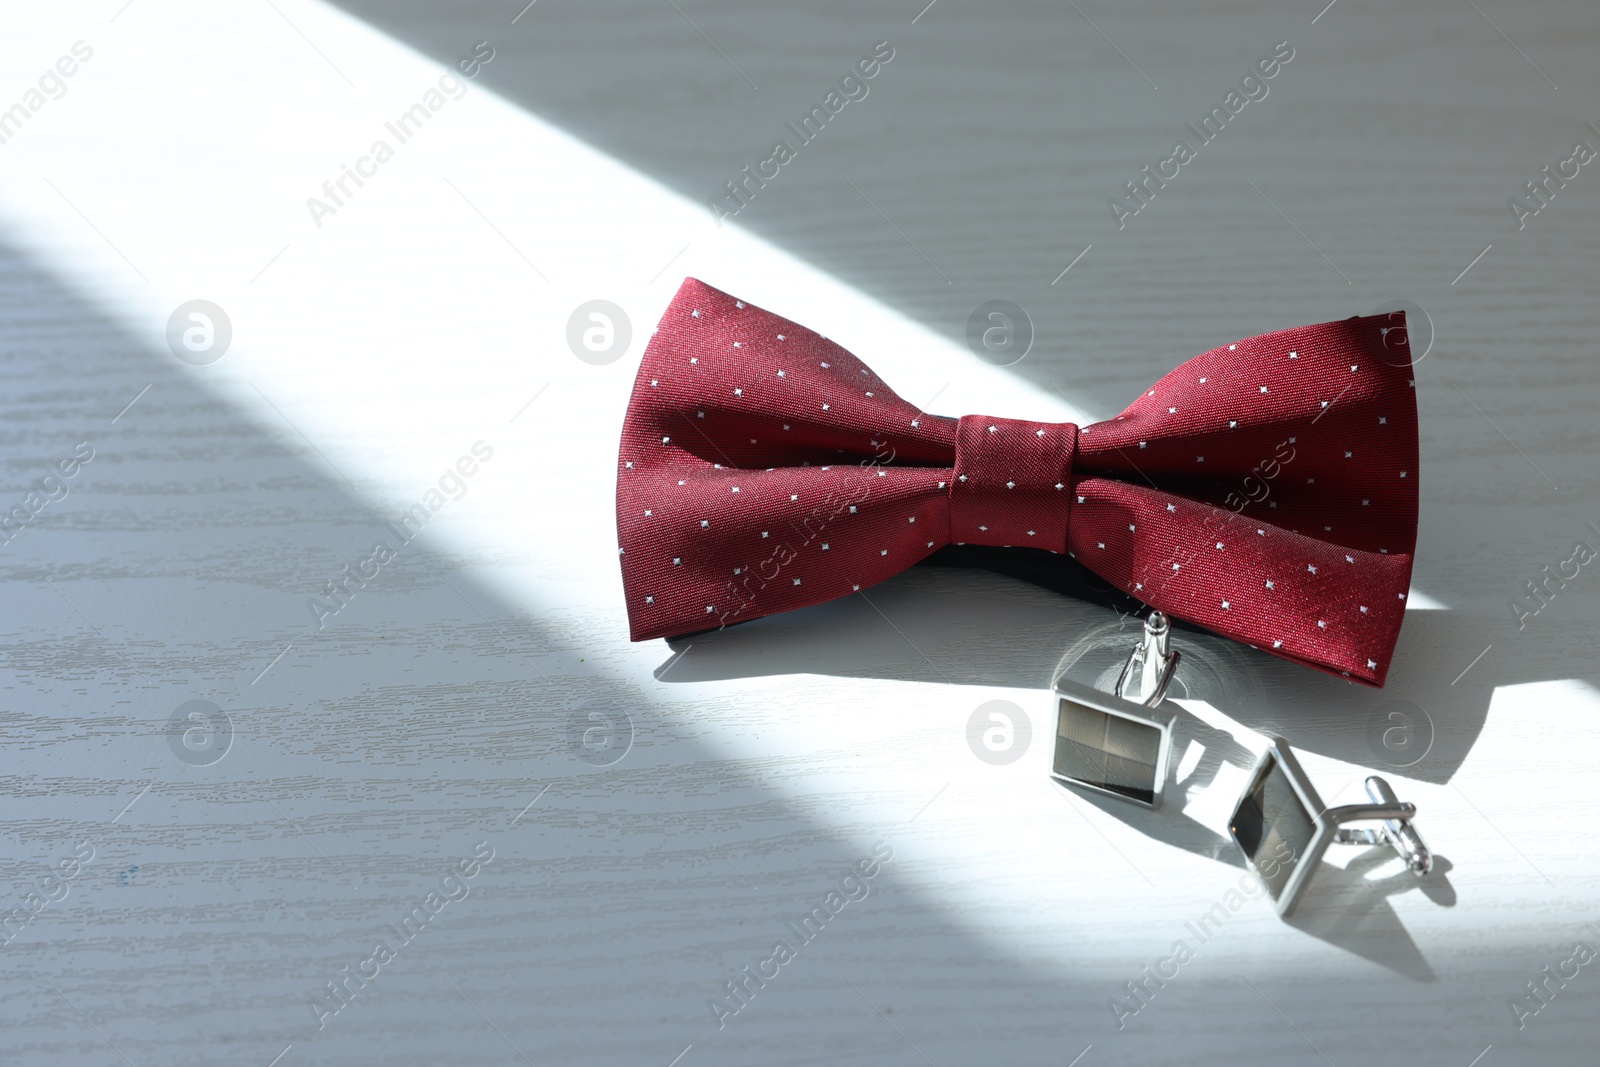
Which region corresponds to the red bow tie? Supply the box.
[617,278,1418,686]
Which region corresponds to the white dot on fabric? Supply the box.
[1221,600,1230,609]
[1317,620,1326,628]
[1368,658,1377,668]
[691,309,701,318]
[645,596,654,604]
[1260,386,1269,393]
[793,578,801,586]
[1289,351,1297,359]
[1265,580,1274,590]
[821,543,830,550]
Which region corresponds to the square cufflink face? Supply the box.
[1050,676,1175,809]
[1227,739,1336,917]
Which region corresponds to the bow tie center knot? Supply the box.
[947,415,1078,551]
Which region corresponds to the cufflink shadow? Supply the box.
[1283,853,1456,983]
[1063,782,1245,872]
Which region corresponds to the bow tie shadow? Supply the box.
[655,545,1499,786]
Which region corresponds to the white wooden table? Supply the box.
[2,2,1596,1065]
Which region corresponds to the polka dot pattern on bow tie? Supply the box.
[616,278,1418,686]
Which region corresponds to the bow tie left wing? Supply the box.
[617,278,967,640]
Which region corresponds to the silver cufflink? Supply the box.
[1228,739,1432,916]
[1050,611,1183,809]
[1052,610,1433,917]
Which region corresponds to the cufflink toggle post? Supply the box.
[1114,610,1181,707]
[1330,775,1433,876]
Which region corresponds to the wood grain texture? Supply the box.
[0,1,1597,1065]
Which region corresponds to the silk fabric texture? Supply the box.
[617,279,1418,686]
